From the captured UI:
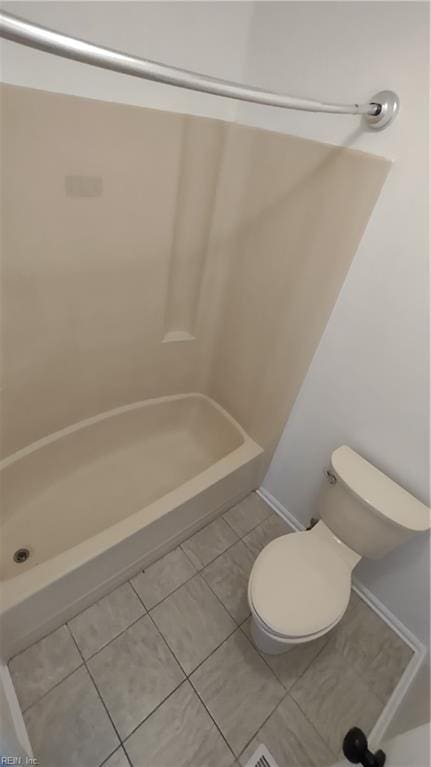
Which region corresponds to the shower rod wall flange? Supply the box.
[366,91,400,130]
[0,10,399,130]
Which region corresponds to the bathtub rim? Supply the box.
[0,391,249,470]
[0,392,262,612]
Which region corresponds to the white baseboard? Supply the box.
[257,486,427,745]
[257,487,304,532]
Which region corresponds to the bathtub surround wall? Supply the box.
[208,129,389,461]
[162,116,225,342]
[1,84,389,465]
[1,85,198,455]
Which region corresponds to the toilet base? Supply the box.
[250,614,296,655]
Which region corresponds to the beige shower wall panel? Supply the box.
[2,84,389,465]
[163,115,225,339]
[0,85,217,456]
[208,127,390,466]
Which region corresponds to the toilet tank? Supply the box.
[318,446,430,559]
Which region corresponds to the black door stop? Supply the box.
[343,727,386,766]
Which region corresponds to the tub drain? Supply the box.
[13,548,30,564]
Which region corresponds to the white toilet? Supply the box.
[248,445,430,655]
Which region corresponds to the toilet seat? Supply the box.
[249,597,342,644]
[248,531,351,639]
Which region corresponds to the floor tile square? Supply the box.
[223,493,272,537]
[103,747,130,767]
[87,615,184,739]
[202,540,255,623]
[9,625,82,710]
[190,629,285,756]
[125,681,234,767]
[150,574,235,673]
[365,633,413,704]
[130,546,196,609]
[130,547,197,610]
[239,694,335,767]
[69,582,145,659]
[24,666,118,767]
[290,640,384,754]
[243,513,291,557]
[241,618,329,690]
[181,518,238,569]
[331,592,413,704]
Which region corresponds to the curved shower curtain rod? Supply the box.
[0,10,399,130]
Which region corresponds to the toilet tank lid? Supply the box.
[331,446,431,533]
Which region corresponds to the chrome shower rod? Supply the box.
[0,10,399,130]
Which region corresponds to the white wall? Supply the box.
[245,2,430,649]
[1,0,428,646]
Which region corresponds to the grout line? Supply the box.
[67,625,124,750]
[193,626,290,764]
[188,678,237,761]
[148,601,239,679]
[100,745,131,767]
[65,584,188,753]
[180,541,207,571]
[72,612,148,663]
[99,746,117,766]
[135,550,245,629]
[182,535,239,572]
[128,577,149,607]
[238,616,333,699]
[129,517,248,613]
[185,619,290,760]
[234,625,339,761]
[8,621,75,663]
[288,637,332,696]
[131,567,199,612]
[201,578,250,627]
[19,659,85,714]
[8,580,147,665]
[288,690,340,759]
[288,634,386,756]
[238,621,290,692]
[235,693,288,762]
[195,573,241,627]
[288,692,339,761]
[237,618,290,684]
[235,622,336,758]
[188,623,239,678]
[145,611,188,678]
[222,505,275,541]
[84,658,124,746]
[120,677,186,746]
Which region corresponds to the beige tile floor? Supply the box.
[9,493,413,767]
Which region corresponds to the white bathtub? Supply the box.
[0,393,263,659]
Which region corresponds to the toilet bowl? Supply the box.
[248,525,357,654]
[248,445,431,655]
